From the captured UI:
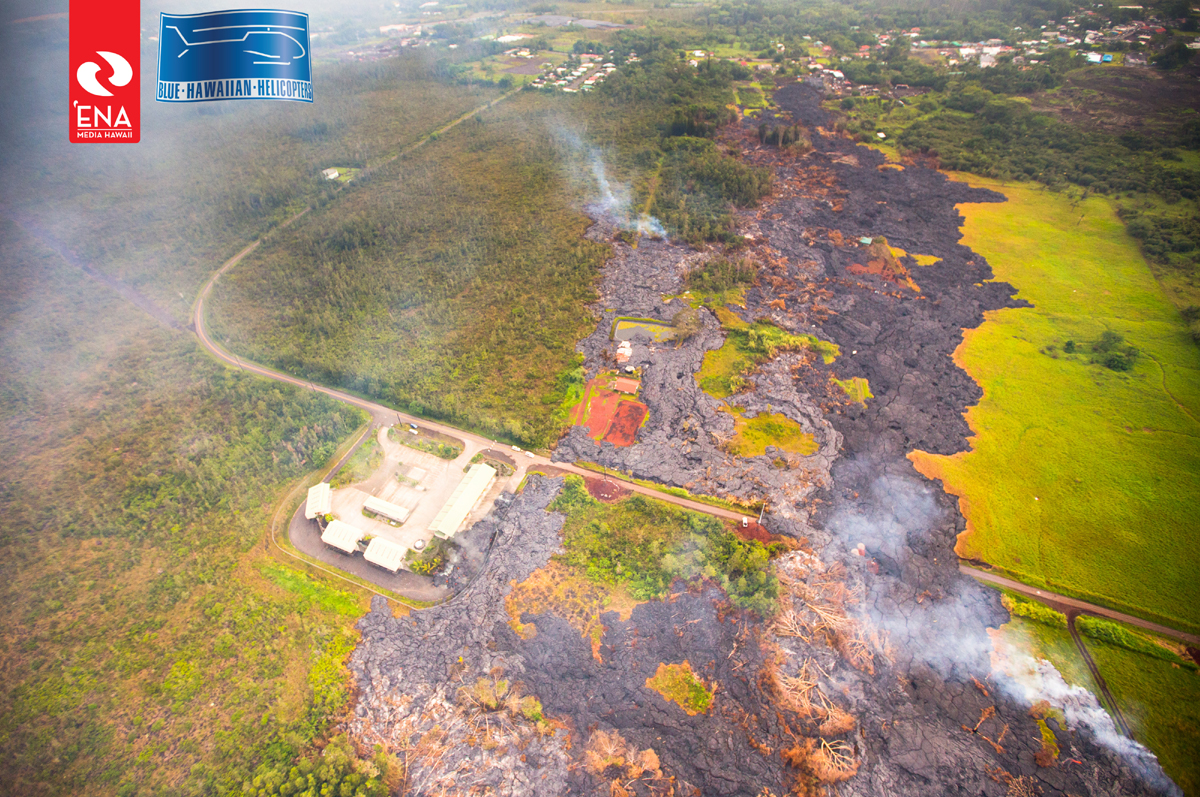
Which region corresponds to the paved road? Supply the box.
[960,564,1200,646]
[194,262,752,528]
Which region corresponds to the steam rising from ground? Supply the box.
[825,471,1176,792]
[997,643,1182,796]
[554,127,665,236]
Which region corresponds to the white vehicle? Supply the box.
[525,451,535,458]
[512,445,522,452]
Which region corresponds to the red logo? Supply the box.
[70,1,140,143]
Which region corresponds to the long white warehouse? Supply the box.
[429,463,497,539]
[305,482,332,520]
[363,495,411,524]
[364,537,408,573]
[320,519,364,554]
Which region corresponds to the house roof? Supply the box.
[429,464,497,539]
[321,520,363,554]
[363,495,410,523]
[364,538,408,573]
[305,482,332,519]
[612,377,640,394]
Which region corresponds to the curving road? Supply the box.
[193,254,751,525]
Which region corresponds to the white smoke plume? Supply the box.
[996,646,1181,797]
[824,472,1179,794]
[554,126,666,237]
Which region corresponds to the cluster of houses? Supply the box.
[531,53,625,92]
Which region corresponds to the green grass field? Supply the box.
[910,177,1200,634]
[725,410,818,457]
[697,307,839,399]
[645,661,714,715]
[832,376,872,405]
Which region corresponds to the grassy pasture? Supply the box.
[910,177,1200,634]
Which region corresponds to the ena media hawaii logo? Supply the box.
[69,0,140,143]
[156,9,312,103]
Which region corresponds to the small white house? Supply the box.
[305,482,332,520]
[364,538,408,573]
[321,520,363,554]
[321,168,339,180]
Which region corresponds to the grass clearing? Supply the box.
[259,563,367,619]
[832,376,872,405]
[697,307,839,399]
[738,83,768,109]
[612,317,676,342]
[725,410,818,457]
[909,176,1200,634]
[645,661,714,715]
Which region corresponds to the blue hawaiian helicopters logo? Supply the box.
[156,9,312,103]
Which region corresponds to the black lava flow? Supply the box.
[348,79,1180,797]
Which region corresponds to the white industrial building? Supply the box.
[321,519,364,554]
[363,495,411,524]
[429,463,496,539]
[364,537,408,573]
[305,482,332,520]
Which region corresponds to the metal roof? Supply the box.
[429,463,497,539]
[364,537,408,573]
[320,519,363,554]
[305,482,332,519]
[363,495,410,523]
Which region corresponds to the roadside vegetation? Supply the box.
[551,476,781,616]
[331,437,382,488]
[910,177,1200,634]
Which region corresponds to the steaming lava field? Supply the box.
[346,80,1178,796]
